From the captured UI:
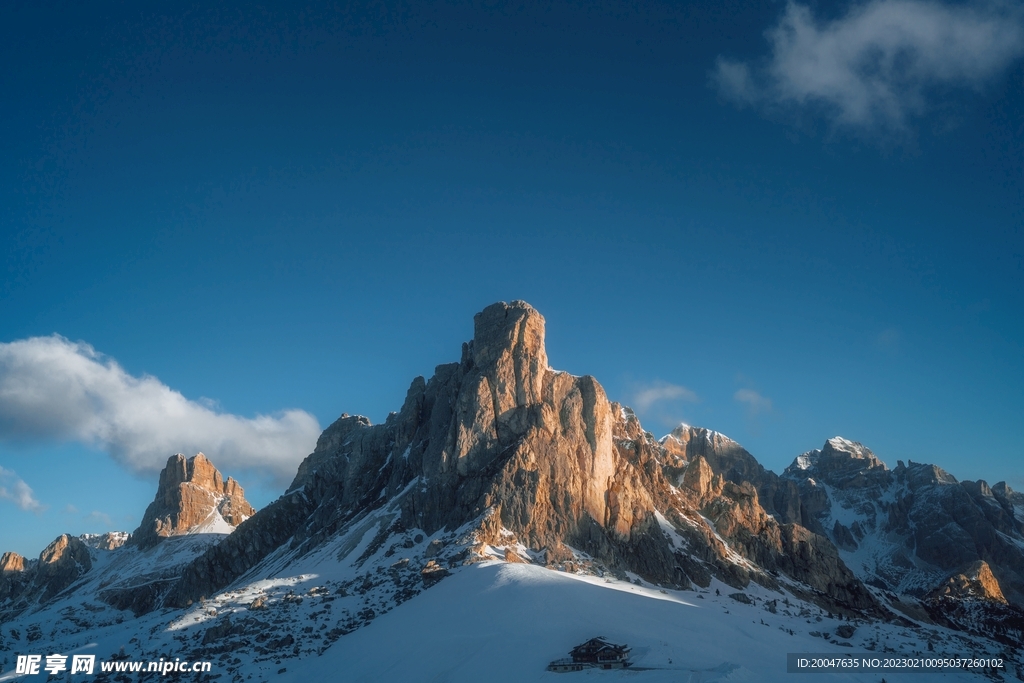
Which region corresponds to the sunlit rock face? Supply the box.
[0,451,254,621]
[165,301,878,615]
[130,452,255,549]
[929,560,1007,604]
[5,300,1024,669]
[0,534,93,612]
[0,552,24,573]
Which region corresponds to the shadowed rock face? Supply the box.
[0,535,93,611]
[661,426,806,529]
[35,535,92,602]
[166,301,879,615]
[130,453,255,549]
[782,439,1024,607]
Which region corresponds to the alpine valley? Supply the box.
[1,302,1022,682]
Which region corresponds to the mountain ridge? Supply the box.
[162,301,880,614]
[1,300,1022,680]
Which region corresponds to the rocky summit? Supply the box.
[131,453,255,549]
[163,302,878,614]
[0,453,253,620]
[0,535,93,616]
[781,437,1024,609]
[1,301,1023,680]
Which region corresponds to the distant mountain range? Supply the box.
[1,301,1021,681]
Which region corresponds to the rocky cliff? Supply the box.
[781,437,1024,618]
[661,425,807,528]
[0,454,254,620]
[929,561,1007,603]
[2,300,1023,669]
[0,534,93,618]
[165,301,877,615]
[130,453,255,549]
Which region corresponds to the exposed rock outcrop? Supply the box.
[783,438,1024,609]
[928,561,1007,603]
[923,560,1024,644]
[0,535,93,614]
[35,534,92,602]
[0,552,24,573]
[0,453,255,622]
[662,425,806,529]
[80,532,129,551]
[165,301,879,616]
[0,552,28,606]
[130,453,255,549]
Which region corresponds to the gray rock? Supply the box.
[835,624,856,638]
[158,302,883,618]
[783,437,1024,607]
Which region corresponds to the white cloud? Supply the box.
[734,388,773,415]
[0,335,321,486]
[0,466,46,513]
[713,0,1024,130]
[631,381,699,413]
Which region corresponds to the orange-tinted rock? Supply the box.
[35,534,92,601]
[130,453,255,549]
[0,551,24,573]
[929,561,1007,603]
[166,301,879,616]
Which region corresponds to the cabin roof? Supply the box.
[569,637,630,654]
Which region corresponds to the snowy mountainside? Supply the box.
[3,515,1013,683]
[284,561,1005,683]
[782,438,1024,598]
[781,437,1024,629]
[0,454,255,623]
[3,300,1023,682]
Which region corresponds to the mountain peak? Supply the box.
[0,551,25,573]
[470,300,547,376]
[787,436,888,484]
[129,453,255,548]
[929,560,1007,604]
[824,436,882,462]
[665,423,737,445]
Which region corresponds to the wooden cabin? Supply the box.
[570,637,631,667]
[547,637,631,672]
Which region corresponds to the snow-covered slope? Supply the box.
[282,561,994,683]
[782,437,1024,637]
[3,301,1022,682]
[2,538,1005,683]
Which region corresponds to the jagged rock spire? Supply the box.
[165,301,880,615]
[130,453,254,549]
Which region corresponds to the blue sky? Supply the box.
[1,0,1022,557]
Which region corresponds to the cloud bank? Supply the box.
[0,335,321,485]
[713,0,1024,130]
[0,466,45,513]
